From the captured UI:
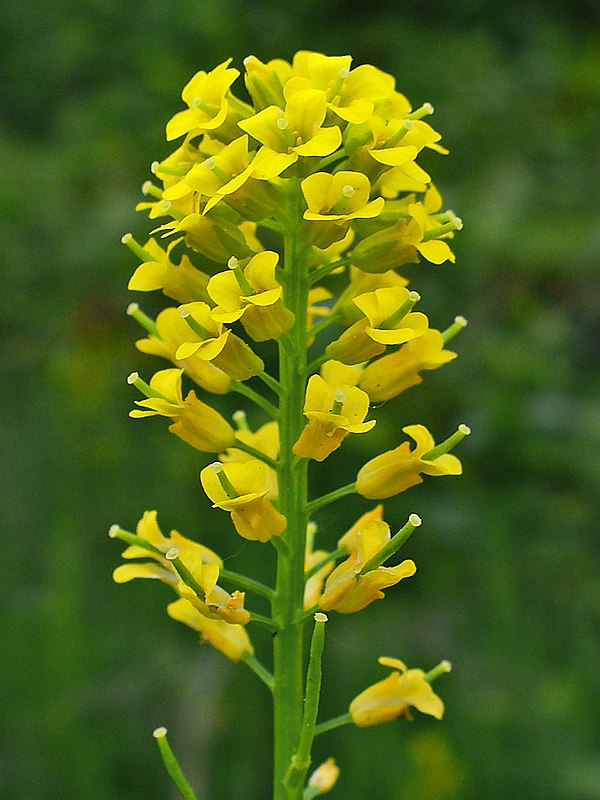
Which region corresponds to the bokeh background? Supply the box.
[2,1,599,798]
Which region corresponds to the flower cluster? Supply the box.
[112,51,469,799]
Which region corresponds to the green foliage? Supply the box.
[2,1,599,797]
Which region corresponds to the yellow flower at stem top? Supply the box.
[238,88,342,179]
[167,597,254,662]
[349,657,448,726]
[129,368,236,453]
[319,518,416,613]
[293,371,375,462]
[356,423,468,500]
[165,59,241,141]
[200,460,286,542]
[208,251,294,341]
[301,171,384,248]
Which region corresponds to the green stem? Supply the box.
[307,482,357,514]
[219,568,276,602]
[272,179,311,800]
[153,727,199,800]
[307,311,343,341]
[308,256,351,286]
[313,713,353,737]
[258,370,284,397]
[231,438,279,470]
[249,611,280,632]
[231,380,279,418]
[242,653,275,692]
[284,614,328,793]
[304,547,347,581]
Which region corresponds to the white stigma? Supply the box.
[121,233,132,244]
[440,660,452,673]
[126,302,139,316]
[409,513,422,527]
[338,67,349,78]
[153,726,168,739]
[276,117,289,130]
[191,96,203,108]
[342,184,356,198]
[459,424,471,436]
[232,409,247,425]
[211,461,224,474]
[126,372,139,384]
[165,547,179,561]
[423,102,434,114]
[150,161,160,174]
[314,612,328,623]
[333,388,347,405]
[243,56,253,67]
[180,308,191,318]
[204,157,216,170]
[228,256,239,270]
[408,290,421,302]
[141,180,152,195]
[402,119,414,130]
[108,524,120,538]
[455,315,468,327]
[159,200,171,213]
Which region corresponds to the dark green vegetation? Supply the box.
[2,1,599,797]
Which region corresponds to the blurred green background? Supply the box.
[2,1,599,798]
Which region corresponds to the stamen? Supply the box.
[442,315,467,345]
[330,389,347,415]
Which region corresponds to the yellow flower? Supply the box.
[336,504,384,552]
[359,329,457,402]
[129,368,236,453]
[333,266,408,325]
[166,59,240,141]
[208,252,294,341]
[126,236,210,304]
[154,208,256,264]
[243,55,292,110]
[293,373,375,461]
[112,509,221,586]
[239,88,342,179]
[319,518,416,613]
[200,460,286,542]
[221,416,279,499]
[167,597,254,662]
[135,306,231,395]
[175,301,264,380]
[285,52,394,125]
[325,286,429,365]
[307,757,340,794]
[301,171,384,248]
[349,657,445,726]
[356,424,464,499]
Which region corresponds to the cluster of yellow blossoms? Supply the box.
[112,51,468,798]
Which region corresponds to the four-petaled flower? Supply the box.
[349,657,445,726]
[167,597,254,662]
[129,368,236,453]
[208,251,295,341]
[356,423,462,499]
[319,517,416,613]
[293,370,375,461]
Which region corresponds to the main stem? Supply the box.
[272,180,310,800]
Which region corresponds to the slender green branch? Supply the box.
[307,311,343,341]
[304,547,347,581]
[257,370,284,397]
[219,568,276,602]
[303,353,329,378]
[308,256,351,287]
[152,727,199,800]
[242,653,275,692]
[295,605,319,625]
[284,613,328,793]
[231,380,279,418]
[313,713,353,737]
[231,438,279,471]
[307,482,357,514]
[249,611,280,632]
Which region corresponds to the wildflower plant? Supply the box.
[111,51,469,799]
